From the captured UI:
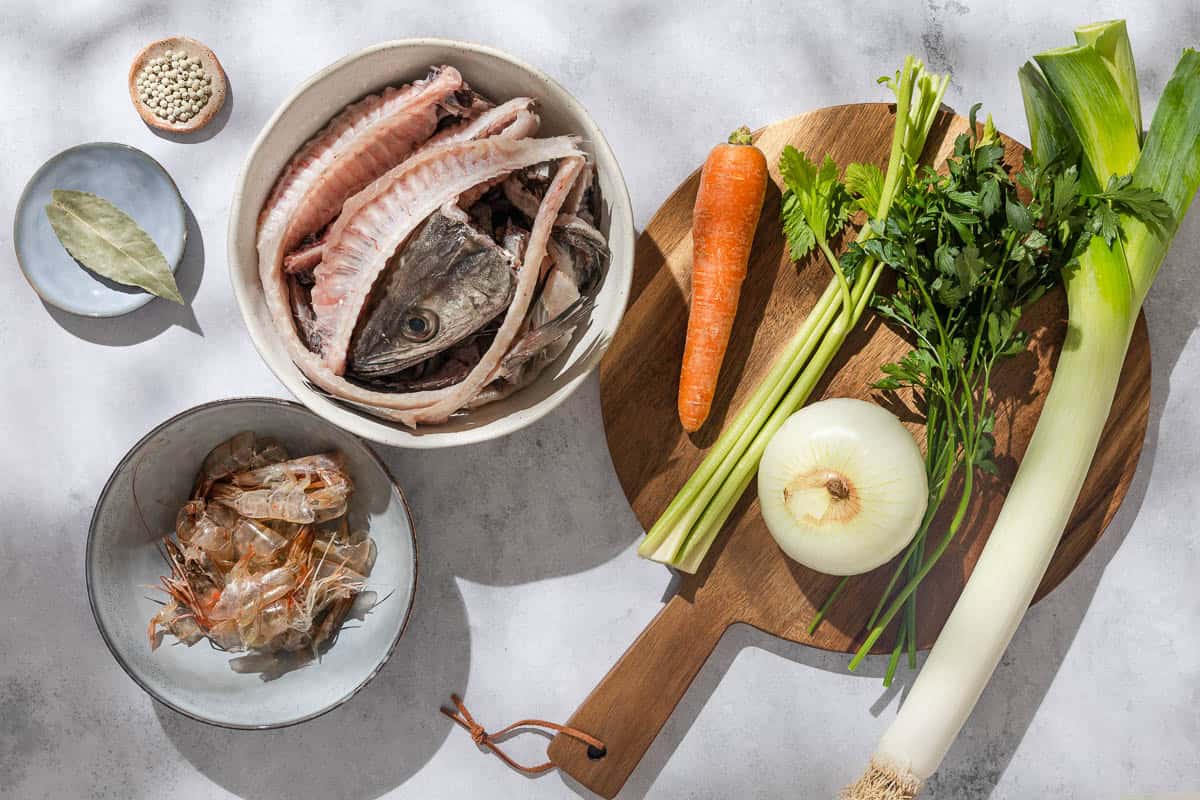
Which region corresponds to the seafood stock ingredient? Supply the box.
[639,58,949,572]
[134,49,213,124]
[677,127,768,433]
[757,398,928,577]
[258,66,466,265]
[257,64,609,427]
[311,135,584,372]
[349,210,517,376]
[148,432,374,657]
[845,25,1200,798]
[44,189,184,304]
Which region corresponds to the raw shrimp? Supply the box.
[147,599,204,650]
[149,441,376,660]
[210,454,353,524]
[155,539,223,633]
[176,500,241,568]
[208,527,313,631]
[312,518,376,574]
[193,432,289,498]
[232,517,290,563]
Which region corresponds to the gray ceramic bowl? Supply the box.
[86,398,417,729]
[228,39,635,448]
[14,142,186,317]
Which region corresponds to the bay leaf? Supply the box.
[44,189,184,304]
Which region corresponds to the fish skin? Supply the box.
[470,218,610,405]
[467,295,594,409]
[562,161,594,217]
[311,135,582,375]
[348,211,516,377]
[426,96,538,147]
[552,214,609,297]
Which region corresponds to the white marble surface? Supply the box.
[2,2,1198,798]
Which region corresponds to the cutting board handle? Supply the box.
[547,592,731,798]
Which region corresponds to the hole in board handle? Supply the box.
[587,745,607,760]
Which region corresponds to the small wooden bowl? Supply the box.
[128,36,227,134]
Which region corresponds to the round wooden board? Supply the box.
[600,103,1151,654]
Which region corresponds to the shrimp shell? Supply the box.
[210,454,353,523]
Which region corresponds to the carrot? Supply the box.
[678,126,768,432]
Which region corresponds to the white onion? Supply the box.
[757,398,927,576]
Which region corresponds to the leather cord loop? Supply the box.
[440,694,606,775]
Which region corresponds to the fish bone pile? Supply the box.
[256,65,609,427]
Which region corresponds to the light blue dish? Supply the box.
[14,142,186,317]
[87,398,418,729]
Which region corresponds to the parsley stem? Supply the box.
[883,624,907,687]
[808,575,850,635]
[849,468,975,671]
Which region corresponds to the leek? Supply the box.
[845,23,1200,799]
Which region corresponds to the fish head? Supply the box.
[349,212,516,377]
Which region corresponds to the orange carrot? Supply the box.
[678,126,768,432]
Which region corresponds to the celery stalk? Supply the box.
[638,279,842,561]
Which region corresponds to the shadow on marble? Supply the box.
[44,203,205,344]
[155,521,470,800]
[377,376,641,586]
[564,200,1200,800]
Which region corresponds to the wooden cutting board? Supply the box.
[548,103,1150,798]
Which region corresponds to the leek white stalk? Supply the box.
[845,26,1200,799]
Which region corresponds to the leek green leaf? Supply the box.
[1074,19,1142,137]
[1018,62,1082,175]
[1034,44,1141,185]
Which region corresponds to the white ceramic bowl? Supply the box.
[86,398,418,729]
[228,40,634,448]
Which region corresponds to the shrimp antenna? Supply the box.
[131,453,157,539]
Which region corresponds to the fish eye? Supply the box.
[401,309,438,342]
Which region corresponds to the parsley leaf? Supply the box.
[1095,173,1175,234]
[1090,202,1121,246]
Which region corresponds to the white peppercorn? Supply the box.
[135,47,213,124]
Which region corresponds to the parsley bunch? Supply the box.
[810,105,1170,681]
